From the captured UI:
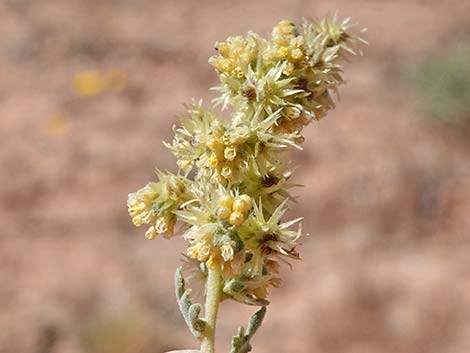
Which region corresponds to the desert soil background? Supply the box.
[1,1,469,353]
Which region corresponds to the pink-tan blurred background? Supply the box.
[1,1,470,353]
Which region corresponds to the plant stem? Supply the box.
[200,264,223,353]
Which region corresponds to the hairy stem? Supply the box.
[200,265,223,353]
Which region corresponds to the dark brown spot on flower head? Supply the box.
[243,87,256,100]
[313,59,324,68]
[284,247,300,259]
[297,77,309,91]
[264,233,278,241]
[263,174,280,188]
[261,244,274,255]
[339,32,350,43]
[260,233,278,255]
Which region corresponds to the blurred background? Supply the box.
[1,0,470,352]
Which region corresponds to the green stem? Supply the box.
[200,265,223,353]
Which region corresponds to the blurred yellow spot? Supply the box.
[73,71,105,96]
[44,113,70,137]
[105,69,128,92]
[73,69,128,96]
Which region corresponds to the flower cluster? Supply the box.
[128,17,363,306]
[128,171,192,239]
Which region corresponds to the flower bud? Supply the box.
[215,41,230,57]
[219,194,234,209]
[217,206,231,220]
[290,36,304,48]
[233,194,253,213]
[229,211,245,227]
[283,62,295,76]
[290,48,303,61]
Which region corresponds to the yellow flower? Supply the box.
[276,46,289,59]
[127,183,159,227]
[231,67,245,79]
[272,20,296,36]
[221,244,235,262]
[73,71,105,96]
[290,48,303,61]
[282,62,295,76]
[224,146,237,161]
[127,172,191,239]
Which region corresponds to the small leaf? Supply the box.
[188,304,206,332]
[175,267,186,298]
[229,307,267,353]
[246,306,266,338]
[174,267,206,339]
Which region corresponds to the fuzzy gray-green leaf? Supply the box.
[174,267,206,339]
[246,306,266,338]
[188,304,206,332]
[229,307,267,353]
[175,267,186,298]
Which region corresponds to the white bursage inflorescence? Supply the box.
[127,16,364,353]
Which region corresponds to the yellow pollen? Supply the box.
[277,47,289,59]
[231,67,244,79]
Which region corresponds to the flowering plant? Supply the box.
[128,17,364,353]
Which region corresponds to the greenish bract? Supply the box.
[127,16,364,353]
